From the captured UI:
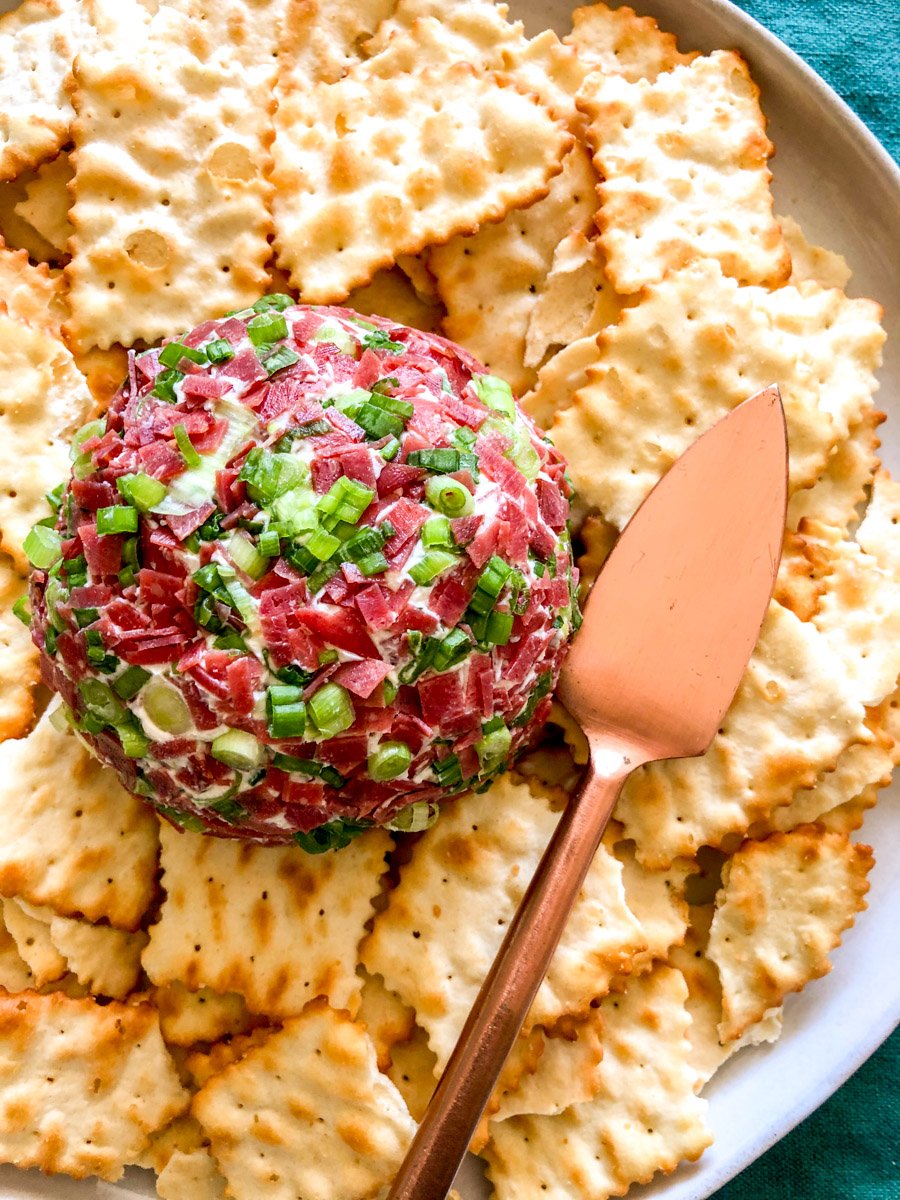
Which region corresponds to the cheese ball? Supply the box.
[27,300,579,849]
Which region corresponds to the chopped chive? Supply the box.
[293,818,371,854]
[308,682,354,738]
[112,665,152,700]
[151,367,183,403]
[23,524,62,569]
[433,753,463,789]
[409,550,457,586]
[143,677,193,735]
[45,482,65,512]
[306,525,341,561]
[421,516,453,548]
[257,529,281,559]
[361,328,405,354]
[117,472,168,512]
[96,505,139,536]
[211,729,263,771]
[205,337,235,364]
[252,293,293,313]
[260,344,300,376]
[433,627,471,671]
[213,630,249,652]
[425,475,474,517]
[74,607,99,628]
[405,447,460,472]
[228,530,270,580]
[388,800,440,833]
[118,718,151,758]
[485,609,514,645]
[173,424,202,469]
[12,595,31,627]
[380,436,401,461]
[353,403,405,440]
[247,311,288,346]
[159,340,207,369]
[368,741,412,782]
[356,551,389,576]
[307,559,340,593]
[271,753,344,788]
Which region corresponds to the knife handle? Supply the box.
[386,741,638,1200]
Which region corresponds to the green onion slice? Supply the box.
[96,505,139,536]
[425,475,474,517]
[23,524,62,569]
[368,741,412,782]
[307,682,355,739]
[117,472,168,512]
[211,729,263,771]
[173,424,202,469]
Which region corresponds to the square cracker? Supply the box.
[0,714,160,929]
[780,213,852,289]
[564,2,697,82]
[707,827,873,1040]
[1,899,67,988]
[430,141,599,395]
[0,0,89,182]
[551,259,885,529]
[786,408,883,535]
[483,967,711,1199]
[13,150,73,255]
[143,820,391,1019]
[271,60,571,302]
[0,990,188,1180]
[14,901,148,1000]
[0,239,68,336]
[578,50,790,293]
[362,774,645,1070]
[614,601,871,868]
[278,0,396,87]
[154,981,258,1049]
[192,1000,416,1200]
[0,309,93,571]
[0,555,39,741]
[64,1,276,351]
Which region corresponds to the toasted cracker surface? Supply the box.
[143,821,390,1019]
[0,238,68,334]
[64,1,276,351]
[781,213,852,289]
[565,2,697,81]
[484,966,711,1199]
[708,828,873,1040]
[44,909,146,999]
[193,1000,416,1200]
[362,775,645,1069]
[272,60,571,302]
[347,264,443,332]
[0,909,35,994]
[787,408,883,534]
[615,601,871,867]
[431,141,597,395]
[154,981,258,1049]
[0,714,160,928]
[579,50,789,292]
[0,555,39,741]
[156,1147,228,1200]
[520,332,599,431]
[0,990,188,1180]
[1,899,67,988]
[0,309,92,570]
[279,0,395,86]
[14,150,73,255]
[0,0,88,182]
[551,260,885,528]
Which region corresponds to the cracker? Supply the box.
[1,899,67,988]
[136,1112,208,1173]
[272,61,571,303]
[279,0,396,86]
[855,470,900,570]
[546,699,590,766]
[523,232,626,369]
[157,1147,228,1200]
[520,332,600,432]
[0,309,93,570]
[787,409,883,537]
[357,970,417,1071]
[574,512,618,598]
[551,260,885,528]
[669,906,783,1087]
[183,1028,273,1090]
[565,3,697,81]
[154,982,258,1049]
[0,990,188,1180]
[396,252,439,302]
[44,910,146,999]
[749,701,895,838]
[0,713,160,929]
[483,967,711,1199]
[780,213,852,289]
[384,1024,436,1122]
[802,519,900,706]
[605,830,692,973]
[64,7,276,352]
[143,821,391,1019]
[14,151,73,255]
[0,238,68,335]
[192,1000,416,1200]
[615,601,871,868]
[0,555,39,741]
[361,775,645,1069]
[0,0,88,182]
[346,265,443,332]
[71,342,129,408]
[708,827,874,1041]
[361,1,588,125]
[579,51,790,293]
[0,909,35,994]
[431,142,597,395]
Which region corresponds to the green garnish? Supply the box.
[23,524,62,569]
[307,682,355,739]
[210,729,264,771]
[205,338,235,364]
[293,818,372,855]
[96,505,139,535]
[158,340,207,369]
[424,474,474,518]
[367,741,412,782]
[117,472,168,512]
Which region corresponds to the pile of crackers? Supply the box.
[0,1,895,1198]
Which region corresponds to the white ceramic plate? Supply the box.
[0,1,898,1197]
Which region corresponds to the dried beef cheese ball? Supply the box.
[27,299,579,849]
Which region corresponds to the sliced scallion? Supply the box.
[473,373,516,419]
[143,676,193,735]
[23,524,62,569]
[112,665,151,700]
[173,423,202,469]
[247,311,288,346]
[409,549,457,586]
[205,337,235,364]
[425,475,474,517]
[228,530,270,580]
[388,800,440,833]
[11,595,31,627]
[159,340,207,369]
[96,505,139,536]
[211,729,263,771]
[308,682,354,738]
[117,472,168,512]
[368,741,412,782]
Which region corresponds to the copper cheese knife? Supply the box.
[387,385,789,1200]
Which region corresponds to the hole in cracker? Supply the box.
[125,230,170,270]
[208,142,255,182]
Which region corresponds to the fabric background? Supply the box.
[713,3,898,1197]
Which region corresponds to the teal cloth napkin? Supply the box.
[713,4,898,1197]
